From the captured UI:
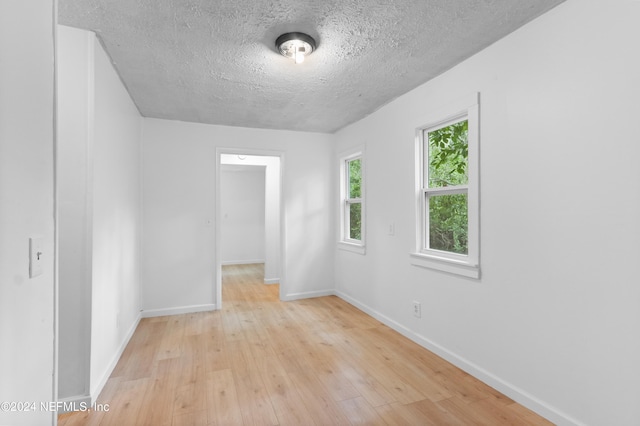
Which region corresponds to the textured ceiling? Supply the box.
[59,0,565,133]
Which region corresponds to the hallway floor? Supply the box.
[58,263,552,425]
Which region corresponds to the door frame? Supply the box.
[215,147,286,309]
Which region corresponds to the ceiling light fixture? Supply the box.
[276,32,316,64]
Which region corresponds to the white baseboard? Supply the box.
[141,303,217,318]
[89,312,141,404]
[334,290,583,426]
[57,394,92,414]
[221,259,265,265]
[281,289,336,301]
[263,277,279,284]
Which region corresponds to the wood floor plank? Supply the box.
[206,368,244,426]
[339,396,387,424]
[411,397,470,425]
[313,360,361,402]
[368,325,452,373]
[227,340,279,425]
[430,366,494,405]
[375,401,445,426]
[286,368,353,425]
[326,328,427,404]
[172,379,207,417]
[437,396,501,425]
[134,357,180,426]
[184,312,206,337]
[57,411,88,426]
[59,263,554,426]
[171,409,208,426]
[120,319,167,380]
[99,378,150,426]
[204,338,231,374]
[330,359,397,407]
[468,396,557,426]
[231,367,279,426]
[220,304,246,342]
[257,355,317,425]
[176,334,207,385]
[157,314,186,360]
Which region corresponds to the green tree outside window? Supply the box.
[347,158,362,241]
[427,120,468,254]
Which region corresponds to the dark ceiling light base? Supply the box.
[276,32,316,64]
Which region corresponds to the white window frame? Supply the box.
[338,148,365,254]
[411,93,480,278]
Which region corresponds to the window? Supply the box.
[411,93,479,278]
[339,149,365,254]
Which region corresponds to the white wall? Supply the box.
[0,1,56,425]
[57,25,93,403]
[56,25,143,403]
[333,1,640,425]
[142,119,333,313]
[89,34,143,397]
[262,158,281,283]
[220,167,266,264]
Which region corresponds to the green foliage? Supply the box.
[349,202,362,240]
[348,159,362,240]
[349,158,361,198]
[428,120,468,187]
[427,121,468,254]
[429,194,468,254]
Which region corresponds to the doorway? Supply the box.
[216,150,284,309]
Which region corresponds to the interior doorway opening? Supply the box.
[216,151,283,309]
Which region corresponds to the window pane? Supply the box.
[348,158,361,198]
[427,120,468,188]
[349,202,362,240]
[428,193,467,254]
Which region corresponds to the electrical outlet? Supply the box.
[412,301,421,318]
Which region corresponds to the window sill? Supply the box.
[338,241,366,255]
[410,252,480,279]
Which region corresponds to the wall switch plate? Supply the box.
[412,301,421,318]
[29,236,44,278]
[388,222,395,236]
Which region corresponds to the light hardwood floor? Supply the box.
[59,264,553,425]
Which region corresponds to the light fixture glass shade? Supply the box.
[276,32,316,64]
